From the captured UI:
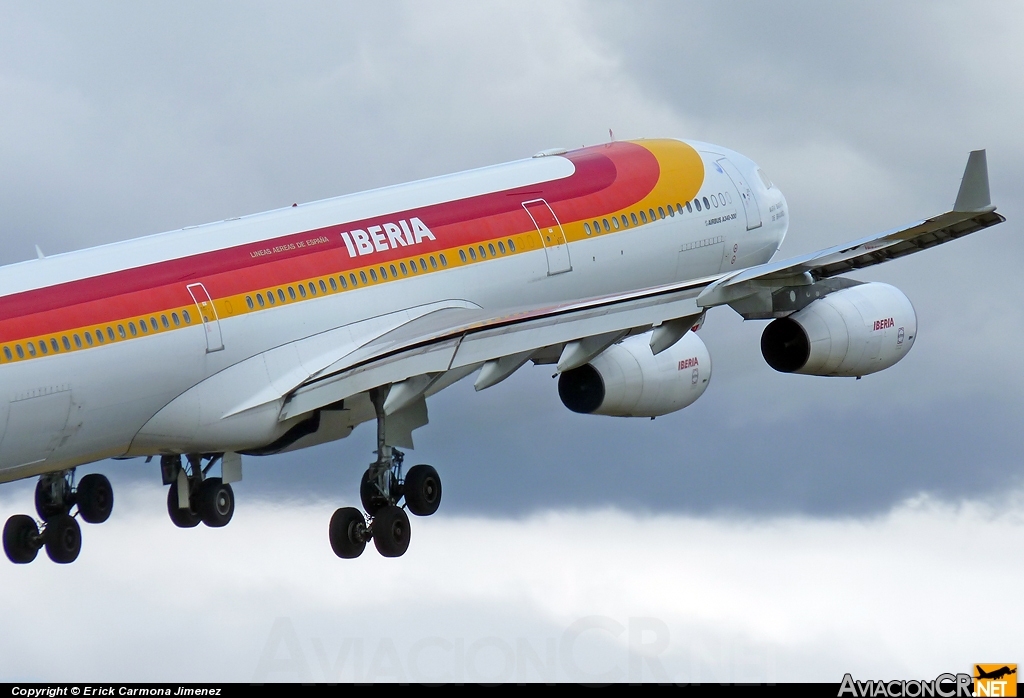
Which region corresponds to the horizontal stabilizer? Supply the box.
[954,150,992,212]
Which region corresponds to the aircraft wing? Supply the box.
[277,150,1004,422]
[697,150,1005,310]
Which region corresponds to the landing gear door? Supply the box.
[187,282,225,353]
[523,198,572,275]
[717,158,762,231]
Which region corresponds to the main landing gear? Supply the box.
[3,469,114,564]
[161,454,235,529]
[329,387,442,560]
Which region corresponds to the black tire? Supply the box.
[76,473,114,524]
[329,507,367,559]
[35,478,68,521]
[404,464,442,517]
[44,514,81,564]
[372,505,411,558]
[3,515,40,564]
[359,469,388,515]
[167,482,201,528]
[198,478,234,528]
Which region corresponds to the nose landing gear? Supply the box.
[329,387,442,560]
[4,468,113,565]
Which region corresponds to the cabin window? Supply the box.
[378,267,387,280]
[602,219,610,232]
[611,217,620,230]
[703,197,710,210]
[621,215,629,228]
[468,247,477,261]
[139,321,148,334]
[658,206,666,219]
[318,279,326,294]
[440,253,448,267]
[61,337,70,350]
[419,258,428,271]
[478,245,486,259]
[390,264,398,278]
[399,262,408,276]
[171,313,180,327]
[592,219,601,233]
[350,273,359,287]
[52,338,61,352]
[28,343,37,356]
[88,332,96,345]
[256,294,265,307]
[246,296,254,309]
[161,315,169,328]
[298,284,307,297]
[116,325,125,339]
[358,271,367,284]
[498,240,506,254]
[725,191,733,204]
[639,210,648,223]
[129,322,137,336]
[430,256,438,269]
[309,282,317,295]
[339,275,348,289]
[267,291,276,305]
[508,239,516,252]
[694,199,701,212]
[74,335,82,349]
[677,203,685,214]
[630,212,638,226]
[584,222,592,236]
[16,345,24,359]
[686,201,693,213]
[369,268,377,282]
[488,243,496,257]
[459,249,467,263]
[183,310,192,324]
[39,341,48,355]
[2,347,10,361]
[329,277,338,291]
[667,204,675,217]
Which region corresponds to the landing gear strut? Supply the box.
[329,386,442,560]
[162,454,235,529]
[3,468,113,565]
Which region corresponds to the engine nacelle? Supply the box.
[760,282,916,377]
[558,331,711,417]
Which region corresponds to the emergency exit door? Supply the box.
[522,198,572,275]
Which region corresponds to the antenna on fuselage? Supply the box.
[34,244,45,260]
[609,128,615,142]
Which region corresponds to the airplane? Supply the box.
[975,666,1016,681]
[0,138,1003,564]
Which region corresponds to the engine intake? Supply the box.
[761,282,916,377]
[558,331,711,417]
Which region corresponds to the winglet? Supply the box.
[953,149,993,212]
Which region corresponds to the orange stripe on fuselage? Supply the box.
[0,139,705,362]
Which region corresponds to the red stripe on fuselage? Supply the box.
[0,142,659,342]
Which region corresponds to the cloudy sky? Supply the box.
[1,1,1021,682]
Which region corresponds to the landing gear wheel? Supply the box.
[198,478,234,528]
[77,474,114,524]
[360,469,388,516]
[404,465,441,516]
[372,505,411,558]
[166,482,201,528]
[329,507,367,559]
[3,515,40,564]
[35,478,68,521]
[44,514,81,564]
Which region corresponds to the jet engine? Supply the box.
[558,331,711,417]
[760,282,916,377]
